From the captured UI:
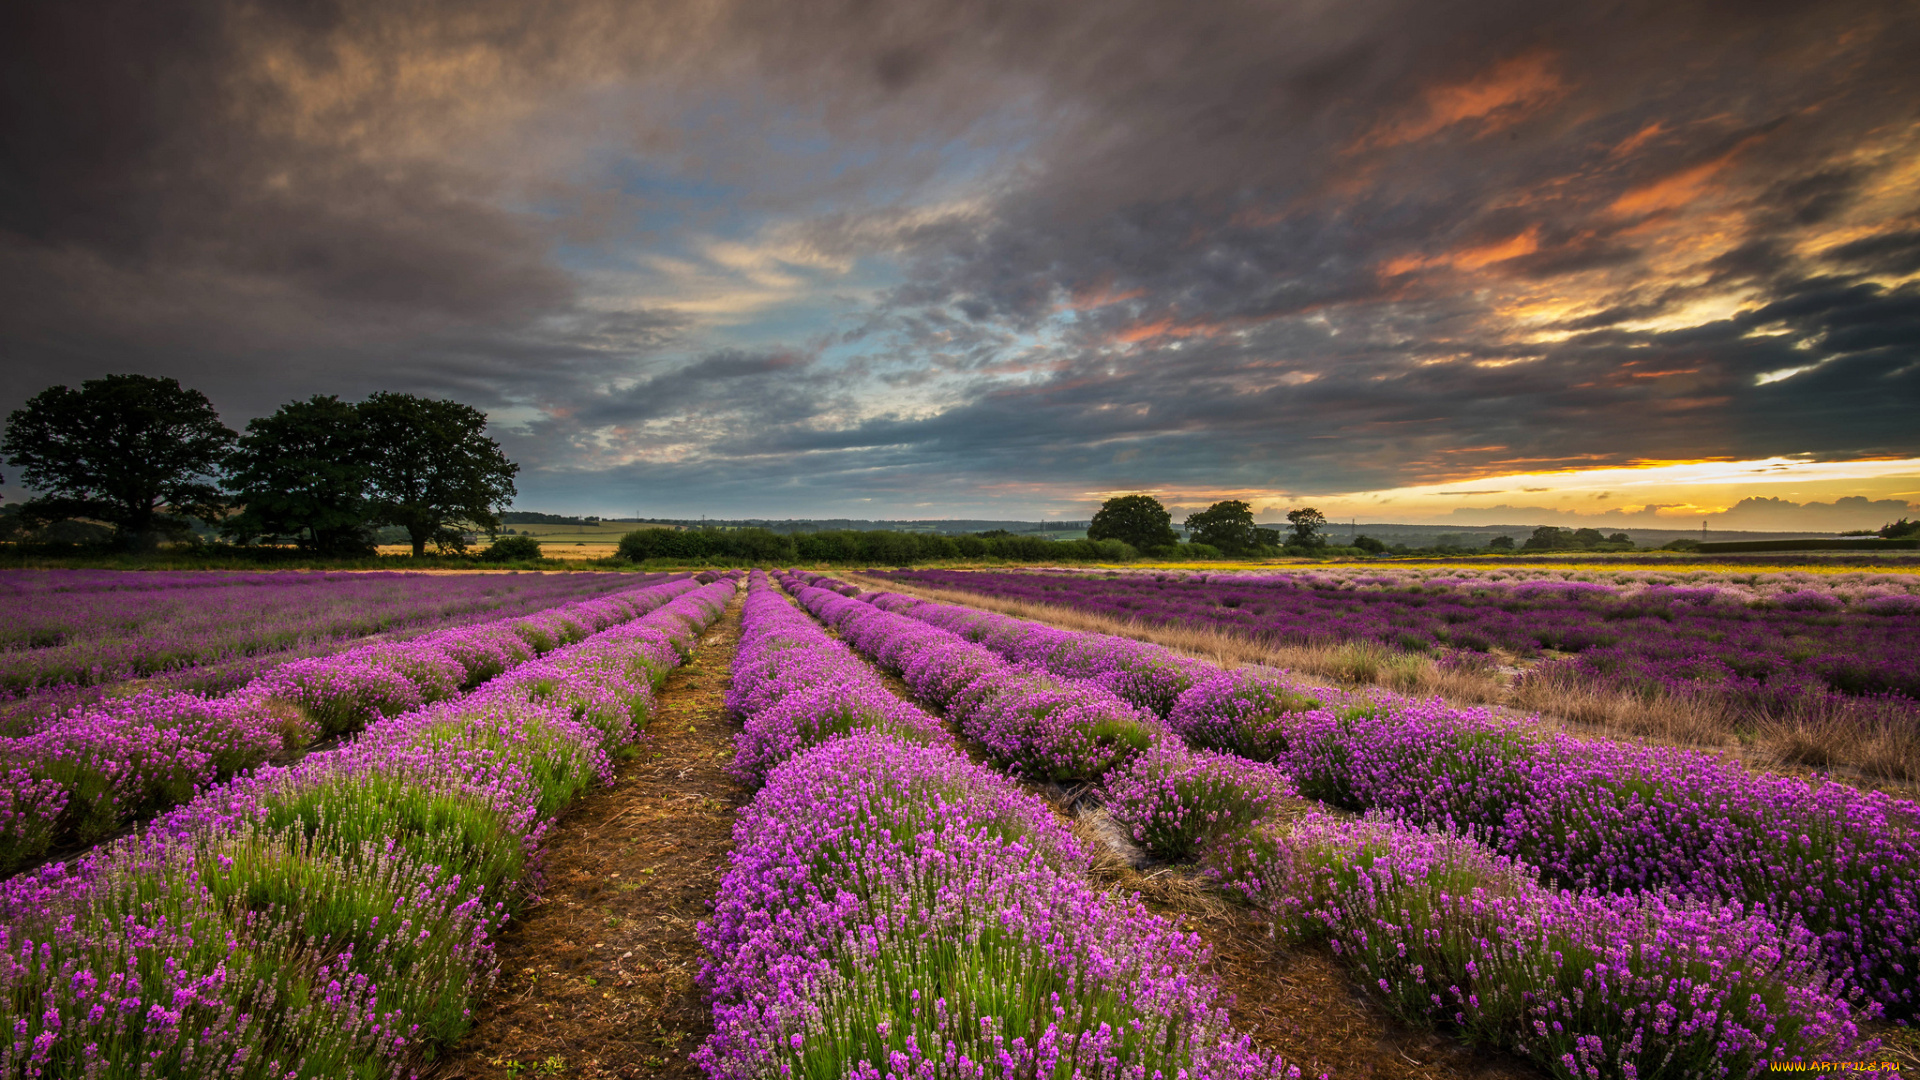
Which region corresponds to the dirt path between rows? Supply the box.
[432,592,746,1080]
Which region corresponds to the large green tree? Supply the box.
[1,374,236,549]
[1285,507,1328,549]
[1184,500,1261,553]
[1088,494,1177,552]
[359,392,518,556]
[223,395,376,555]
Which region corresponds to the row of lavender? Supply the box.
[0,569,655,701]
[781,572,1881,1077]
[699,571,1291,1079]
[0,573,738,1078]
[1,573,698,877]
[877,568,1920,726]
[843,577,1920,1023]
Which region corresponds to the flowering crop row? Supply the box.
[849,579,1920,1023]
[875,568,1920,732]
[779,572,1879,1077]
[860,583,1920,1024]
[0,568,662,700]
[0,574,704,878]
[0,574,738,1079]
[698,571,1291,1079]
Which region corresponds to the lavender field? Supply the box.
[770,569,1906,1076]
[0,569,650,704]
[3,563,1914,1080]
[879,566,1920,776]
[0,572,695,876]
[0,572,740,1077]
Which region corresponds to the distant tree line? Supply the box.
[502,511,601,526]
[617,526,1137,564]
[1,374,517,555]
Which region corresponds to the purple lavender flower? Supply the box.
[0,576,738,1076]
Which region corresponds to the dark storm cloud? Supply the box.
[2,0,1917,514]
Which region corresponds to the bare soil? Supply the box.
[431,593,746,1080]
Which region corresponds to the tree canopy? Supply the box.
[360,392,519,556]
[1088,494,1176,552]
[222,395,375,555]
[1,374,236,549]
[1185,500,1262,553]
[1285,507,1328,549]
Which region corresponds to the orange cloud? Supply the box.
[1380,225,1542,276]
[1110,316,1226,345]
[1356,51,1565,150]
[1606,135,1764,218]
[1608,121,1669,159]
[1062,278,1147,311]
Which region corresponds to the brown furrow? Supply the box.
[431,592,747,1080]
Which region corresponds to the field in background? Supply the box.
[858,560,1920,788]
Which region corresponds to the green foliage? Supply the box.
[1088,494,1177,552]
[359,392,519,556]
[614,526,1136,565]
[1284,507,1327,549]
[1352,534,1387,554]
[1,374,237,550]
[1525,525,1641,551]
[1184,500,1265,554]
[1486,535,1516,550]
[1882,517,1920,540]
[223,395,375,556]
[479,534,544,562]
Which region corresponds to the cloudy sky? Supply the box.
[4,0,1917,529]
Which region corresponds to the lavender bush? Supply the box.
[877,568,1920,739]
[1279,697,1920,1021]
[788,579,1171,781]
[830,575,1920,1025]
[1102,742,1295,860]
[0,568,663,699]
[699,571,1293,1080]
[0,576,704,876]
[1205,814,1872,1079]
[725,578,947,783]
[0,575,737,1078]
[1167,664,1334,760]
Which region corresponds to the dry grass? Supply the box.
[847,572,1920,797]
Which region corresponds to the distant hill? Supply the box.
[1279,522,1843,548]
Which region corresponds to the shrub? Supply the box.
[1103,743,1294,861]
[1168,665,1327,760]
[1205,815,1871,1079]
[479,534,544,562]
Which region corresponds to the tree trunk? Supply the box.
[118,501,159,551]
[410,526,428,557]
